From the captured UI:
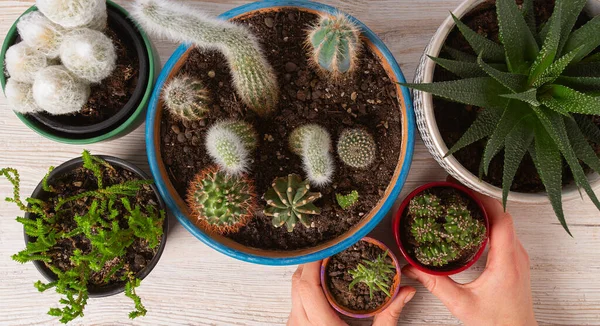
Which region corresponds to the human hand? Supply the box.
[288,261,416,326]
[402,180,537,326]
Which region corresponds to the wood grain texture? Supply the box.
[1,0,599,325]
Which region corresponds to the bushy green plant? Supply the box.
[289,124,335,186]
[336,190,359,210]
[162,75,211,121]
[205,120,257,176]
[306,14,361,77]
[337,128,377,169]
[408,193,485,267]
[403,0,600,235]
[1,150,165,323]
[348,251,395,299]
[133,0,279,116]
[263,174,322,232]
[186,165,256,234]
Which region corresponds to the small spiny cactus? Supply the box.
[5,79,42,114]
[32,65,90,115]
[60,28,117,83]
[133,0,279,116]
[306,14,361,77]
[16,11,65,58]
[205,120,257,175]
[414,243,459,267]
[162,75,210,121]
[289,124,334,187]
[263,174,322,232]
[408,192,486,267]
[408,193,443,219]
[4,43,49,83]
[36,0,107,30]
[186,166,256,234]
[348,251,395,299]
[337,128,376,169]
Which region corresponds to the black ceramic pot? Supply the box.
[24,155,168,297]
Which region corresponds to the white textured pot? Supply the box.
[414,0,600,204]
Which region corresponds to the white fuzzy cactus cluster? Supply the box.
[133,0,279,116]
[289,124,335,187]
[4,0,116,116]
[206,120,258,176]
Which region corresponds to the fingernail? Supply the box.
[404,291,416,304]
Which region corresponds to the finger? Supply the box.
[402,265,468,308]
[291,265,308,321]
[299,261,345,326]
[372,286,416,326]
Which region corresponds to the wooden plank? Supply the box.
[0,0,599,325]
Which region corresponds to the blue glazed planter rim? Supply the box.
[145,0,415,265]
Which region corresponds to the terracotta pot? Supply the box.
[412,0,600,204]
[393,182,489,276]
[144,0,416,265]
[320,237,402,318]
[24,155,168,297]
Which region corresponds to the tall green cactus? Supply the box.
[186,166,256,234]
[289,124,334,186]
[408,192,486,267]
[133,0,279,116]
[306,14,361,77]
[205,120,257,176]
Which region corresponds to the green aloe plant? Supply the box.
[403,0,600,235]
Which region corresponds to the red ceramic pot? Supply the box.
[393,182,489,276]
[320,237,401,318]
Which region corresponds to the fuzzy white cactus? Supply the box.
[205,120,257,175]
[36,0,107,30]
[5,79,42,114]
[16,11,65,58]
[4,43,49,83]
[133,0,279,116]
[59,28,116,83]
[162,75,211,121]
[32,65,90,115]
[289,124,334,187]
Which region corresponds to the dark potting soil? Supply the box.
[39,164,161,287]
[433,0,600,193]
[36,26,139,126]
[400,187,486,272]
[159,10,403,250]
[325,240,396,312]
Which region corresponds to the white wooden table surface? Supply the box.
[1,0,599,325]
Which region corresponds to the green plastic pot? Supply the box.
[0,0,158,144]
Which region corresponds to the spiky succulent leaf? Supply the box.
[496,0,539,72]
[529,4,562,85]
[556,76,600,91]
[563,16,600,63]
[444,46,477,62]
[502,118,535,208]
[564,117,600,175]
[575,115,600,144]
[542,85,600,115]
[500,89,540,106]
[402,77,510,110]
[521,0,537,38]
[477,54,528,92]
[451,13,505,62]
[348,252,395,299]
[428,55,487,78]
[263,174,322,232]
[446,108,502,156]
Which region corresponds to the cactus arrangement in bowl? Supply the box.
[144,0,408,256]
[404,0,600,234]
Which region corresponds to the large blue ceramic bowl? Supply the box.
[145,0,415,265]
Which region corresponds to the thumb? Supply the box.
[372,286,416,326]
[402,265,468,309]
